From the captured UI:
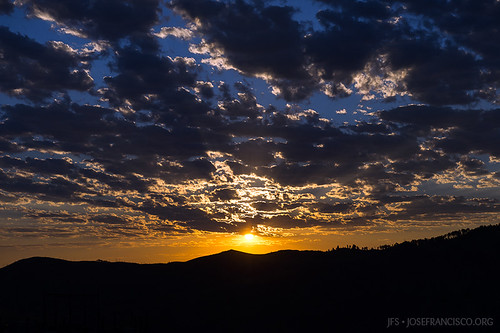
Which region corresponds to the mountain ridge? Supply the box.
[1,224,499,332]
[5,223,497,270]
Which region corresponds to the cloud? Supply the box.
[383,37,483,105]
[172,0,306,79]
[92,214,130,225]
[381,195,500,222]
[1,0,500,240]
[21,0,160,42]
[313,0,500,104]
[194,81,214,99]
[101,39,199,113]
[170,0,500,105]
[1,88,499,236]
[0,0,13,15]
[0,169,88,202]
[379,105,500,157]
[0,26,93,101]
[154,26,193,40]
[304,6,391,83]
[171,0,315,101]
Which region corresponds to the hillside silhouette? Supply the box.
[1,224,499,332]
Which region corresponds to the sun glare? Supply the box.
[244,233,255,241]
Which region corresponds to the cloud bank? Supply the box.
[0,0,499,243]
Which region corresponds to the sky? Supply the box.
[1,0,500,266]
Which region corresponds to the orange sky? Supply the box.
[2,221,493,267]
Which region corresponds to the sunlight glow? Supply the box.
[244,233,255,241]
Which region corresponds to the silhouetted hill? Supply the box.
[1,224,499,332]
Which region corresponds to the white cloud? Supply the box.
[154,27,193,40]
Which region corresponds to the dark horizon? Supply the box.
[1,222,498,332]
[1,0,500,265]
[4,221,498,269]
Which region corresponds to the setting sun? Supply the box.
[244,233,255,241]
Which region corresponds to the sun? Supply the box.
[244,233,255,241]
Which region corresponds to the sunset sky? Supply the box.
[1,0,500,266]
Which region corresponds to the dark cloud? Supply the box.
[0,26,93,101]
[218,90,262,120]
[194,81,214,99]
[0,192,17,202]
[384,37,483,105]
[379,105,474,129]
[102,40,198,111]
[1,90,498,233]
[383,195,500,222]
[459,157,489,176]
[1,0,500,238]
[93,214,129,225]
[170,0,326,101]
[22,0,160,42]
[0,0,13,15]
[305,6,390,83]
[171,0,318,101]
[252,201,281,212]
[0,98,220,203]
[171,0,500,105]
[348,121,392,134]
[172,0,307,80]
[308,202,353,214]
[394,0,500,69]
[136,200,237,232]
[232,139,276,166]
[317,0,392,20]
[0,155,153,194]
[211,188,238,201]
[380,105,500,157]
[320,0,500,104]
[245,211,369,230]
[1,101,115,153]
[233,127,420,187]
[391,154,455,179]
[0,156,74,176]
[0,100,223,170]
[26,211,86,223]
[0,170,88,202]
[246,214,310,229]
